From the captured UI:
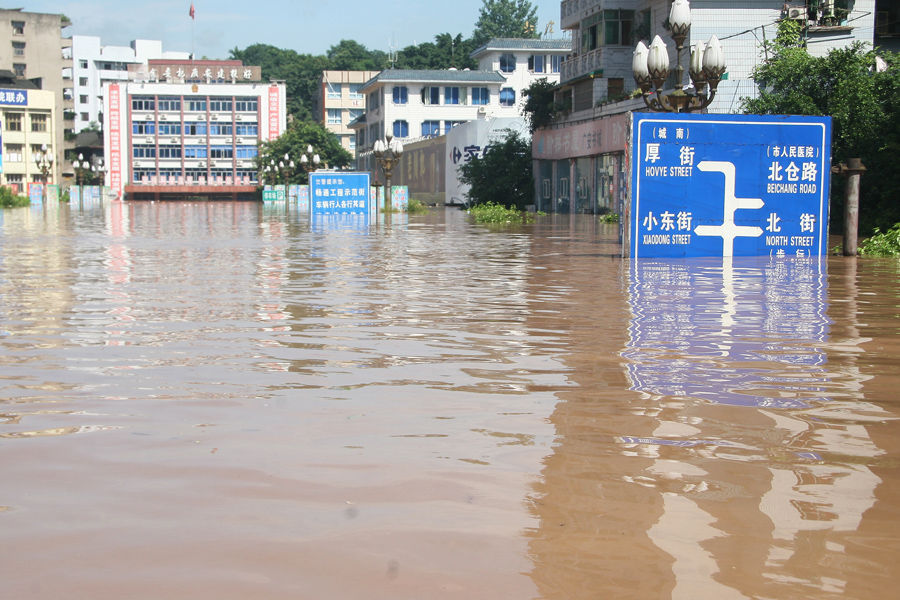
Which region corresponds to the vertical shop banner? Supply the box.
[268,85,280,141]
[630,113,832,259]
[108,84,122,199]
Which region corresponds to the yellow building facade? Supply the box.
[1,86,57,192]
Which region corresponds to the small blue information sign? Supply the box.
[631,113,832,259]
[309,172,370,216]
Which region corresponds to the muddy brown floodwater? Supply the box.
[1,201,898,599]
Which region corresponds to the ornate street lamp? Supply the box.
[34,143,54,183]
[373,134,403,212]
[632,0,726,113]
[299,144,321,182]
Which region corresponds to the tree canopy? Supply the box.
[257,120,353,185]
[472,0,539,46]
[742,21,899,233]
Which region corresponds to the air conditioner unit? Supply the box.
[236,138,243,143]
[787,7,807,20]
[145,138,153,144]
[198,162,206,168]
[170,138,178,144]
[210,114,218,120]
[160,114,167,121]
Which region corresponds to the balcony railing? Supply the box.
[560,48,604,83]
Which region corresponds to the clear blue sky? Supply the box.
[20,0,564,59]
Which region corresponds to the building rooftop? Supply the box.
[470,37,572,58]
[361,69,506,91]
[0,70,40,89]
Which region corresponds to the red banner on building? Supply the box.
[268,85,280,141]
[108,84,122,199]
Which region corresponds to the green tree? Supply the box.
[326,39,387,71]
[458,130,533,209]
[257,120,352,185]
[522,78,561,133]
[472,0,539,46]
[742,23,900,233]
[396,33,477,70]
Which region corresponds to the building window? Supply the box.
[13,64,25,77]
[551,55,562,73]
[210,145,233,159]
[499,88,516,106]
[348,108,363,122]
[499,53,516,73]
[209,98,232,112]
[158,122,182,135]
[327,109,342,125]
[185,147,207,159]
[132,96,155,111]
[348,136,356,151]
[209,123,233,136]
[12,20,24,35]
[529,55,545,73]
[79,95,88,104]
[235,146,258,159]
[421,86,440,105]
[80,112,89,121]
[393,120,409,138]
[421,120,440,137]
[583,9,634,48]
[444,87,462,105]
[30,114,48,132]
[133,145,156,158]
[79,77,88,86]
[6,174,23,185]
[185,121,207,135]
[327,83,342,99]
[157,97,181,111]
[234,97,257,112]
[349,84,363,99]
[78,59,88,69]
[132,121,155,135]
[5,113,23,132]
[12,41,25,57]
[471,87,490,105]
[4,144,23,162]
[235,123,258,136]
[158,145,182,159]
[187,99,206,112]
[392,86,408,104]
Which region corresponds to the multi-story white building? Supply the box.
[353,37,571,173]
[103,60,285,201]
[71,36,189,133]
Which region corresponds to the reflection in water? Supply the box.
[1,203,898,599]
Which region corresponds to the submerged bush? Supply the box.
[858,223,900,257]
[468,201,535,224]
[0,186,30,208]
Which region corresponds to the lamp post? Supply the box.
[34,143,54,183]
[93,159,108,190]
[632,0,726,113]
[74,153,90,186]
[299,144,321,182]
[373,134,403,213]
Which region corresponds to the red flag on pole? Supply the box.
[189,3,195,19]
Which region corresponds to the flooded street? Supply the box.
[1,201,898,599]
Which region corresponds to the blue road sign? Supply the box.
[309,172,370,216]
[630,113,832,259]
